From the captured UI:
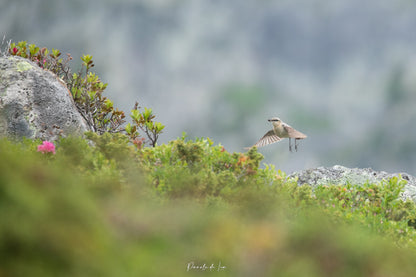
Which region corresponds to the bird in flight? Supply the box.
[248,117,307,152]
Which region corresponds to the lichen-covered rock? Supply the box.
[0,56,90,141]
[289,165,416,202]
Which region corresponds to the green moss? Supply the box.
[16,61,32,72]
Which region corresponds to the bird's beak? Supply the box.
[268,119,272,122]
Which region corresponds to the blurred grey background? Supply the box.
[2,0,416,174]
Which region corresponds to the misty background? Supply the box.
[2,0,416,175]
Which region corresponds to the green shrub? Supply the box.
[138,134,270,200]
[313,178,416,247]
[2,137,416,276]
[0,138,118,277]
[7,41,164,147]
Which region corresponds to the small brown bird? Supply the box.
[248,117,307,151]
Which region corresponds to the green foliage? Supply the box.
[56,133,142,195]
[313,178,416,247]
[137,134,416,247]
[9,41,72,80]
[2,136,416,277]
[126,103,165,147]
[138,135,269,200]
[84,131,136,166]
[7,40,164,147]
[69,57,125,135]
[0,138,118,277]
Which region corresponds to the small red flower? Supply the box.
[12,47,18,54]
[37,141,56,154]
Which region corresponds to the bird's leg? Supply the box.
[295,139,299,152]
[289,138,292,152]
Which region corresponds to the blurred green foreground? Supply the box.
[1,134,416,277]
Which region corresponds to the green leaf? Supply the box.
[88,91,95,100]
[125,123,132,134]
[87,72,98,83]
[51,48,61,58]
[71,88,82,99]
[104,99,113,109]
[28,44,39,56]
[131,109,140,121]
[98,82,107,90]
[145,121,153,130]
[81,54,93,66]
[143,107,152,121]
[17,41,27,48]
[154,122,165,132]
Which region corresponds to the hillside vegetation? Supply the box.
[2,134,416,277]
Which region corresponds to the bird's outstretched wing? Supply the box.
[248,130,282,148]
[283,123,307,139]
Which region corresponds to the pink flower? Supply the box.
[37,141,56,154]
[12,47,18,54]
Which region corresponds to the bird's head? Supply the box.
[268,117,281,122]
[268,117,281,127]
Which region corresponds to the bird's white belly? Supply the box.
[274,126,289,138]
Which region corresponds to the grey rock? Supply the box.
[0,56,90,141]
[289,165,416,202]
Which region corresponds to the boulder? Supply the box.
[0,56,90,141]
[289,165,416,202]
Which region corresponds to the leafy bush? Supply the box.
[138,134,270,197]
[0,139,118,277]
[6,41,164,147]
[313,178,416,247]
[2,137,416,277]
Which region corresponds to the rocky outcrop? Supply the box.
[289,165,416,202]
[0,56,90,141]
